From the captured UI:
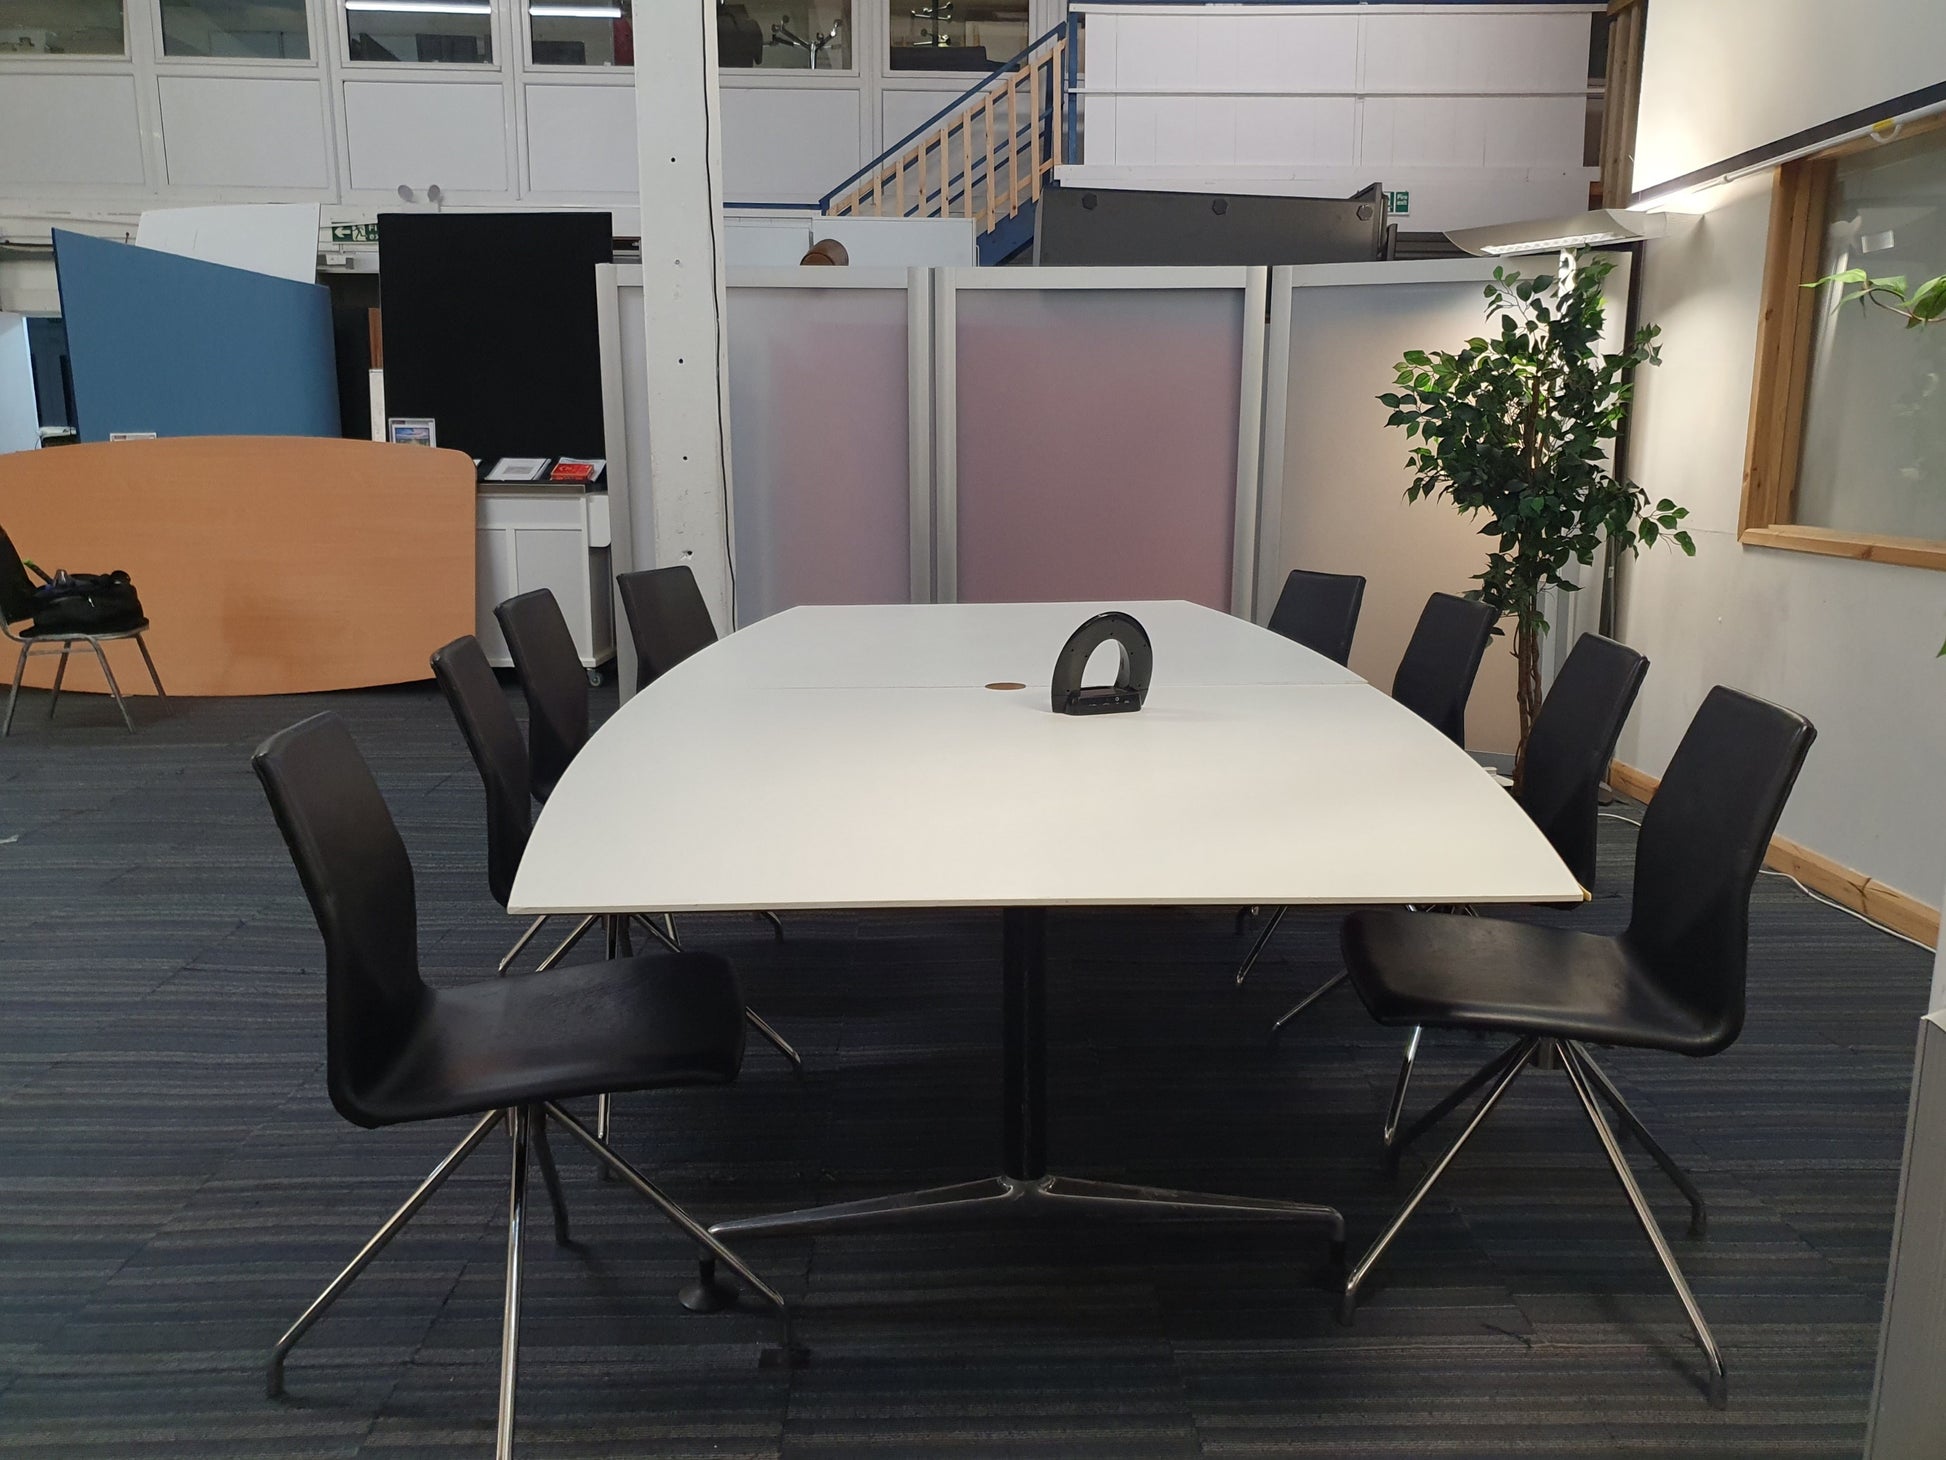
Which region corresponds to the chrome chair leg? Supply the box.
[1383,1037,1532,1164]
[532,914,599,973]
[1559,1043,1727,1408]
[4,640,28,737]
[1381,1026,1423,1148]
[636,913,682,953]
[90,637,134,732]
[1235,905,1288,986]
[135,632,167,696]
[1342,1037,1537,1323]
[1268,967,1349,1040]
[498,915,550,975]
[759,910,785,941]
[267,1109,502,1398]
[496,1105,530,1460]
[531,1109,571,1245]
[46,646,69,719]
[1571,1043,1709,1238]
[744,1007,803,1073]
[543,1101,801,1362]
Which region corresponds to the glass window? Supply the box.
[528,1,630,66]
[1794,129,1946,540]
[343,0,490,63]
[0,0,125,55]
[888,0,1024,73]
[162,0,310,59]
[718,0,850,71]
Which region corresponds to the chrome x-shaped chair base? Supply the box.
[265,1102,799,1460]
[1340,1035,1725,1408]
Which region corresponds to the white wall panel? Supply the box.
[0,74,145,188]
[159,77,329,190]
[1636,0,1946,194]
[526,84,636,195]
[343,81,508,194]
[720,86,862,204]
[1363,11,1588,94]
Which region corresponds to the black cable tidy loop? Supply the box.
[1050,611,1152,716]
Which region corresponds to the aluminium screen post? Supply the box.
[1254,266,1297,625]
[1229,267,1269,621]
[932,266,961,604]
[593,262,642,701]
[907,266,936,604]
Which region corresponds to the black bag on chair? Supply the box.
[30,570,145,636]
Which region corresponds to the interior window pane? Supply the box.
[344,0,491,63]
[162,0,310,59]
[717,0,850,70]
[0,0,124,55]
[530,3,630,66]
[1796,129,1946,539]
[889,0,1025,73]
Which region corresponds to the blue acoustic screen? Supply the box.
[53,229,340,443]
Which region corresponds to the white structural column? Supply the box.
[632,0,737,629]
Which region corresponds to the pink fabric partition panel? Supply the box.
[954,287,1243,608]
[727,285,913,624]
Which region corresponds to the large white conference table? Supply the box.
[512,599,1581,1254]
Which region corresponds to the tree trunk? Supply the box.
[1513,620,1543,794]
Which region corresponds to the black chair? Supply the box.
[1,526,166,736]
[1235,589,1498,987]
[432,634,608,976]
[1391,590,1498,746]
[1335,686,1816,1407]
[1265,567,1366,667]
[1267,633,1651,1143]
[252,713,792,1457]
[617,564,721,692]
[616,566,788,947]
[494,589,588,806]
[432,632,796,1062]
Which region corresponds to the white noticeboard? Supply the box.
[134,203,322,284]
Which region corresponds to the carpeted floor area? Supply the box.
[0,679,1930,1457]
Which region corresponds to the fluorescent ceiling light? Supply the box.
[345,1,491,13]
[530,3,624,14]
[1448,209,1684,258]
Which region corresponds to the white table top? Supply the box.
[511,600,1581,914]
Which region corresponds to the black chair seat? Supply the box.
[1342,909,1724,1055]
[16,616,149,640]
[354,951,745,1128]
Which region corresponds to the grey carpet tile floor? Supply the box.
[0,679,1931,1456]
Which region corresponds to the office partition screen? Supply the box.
[726,271,926,625]
[942,269,1263,613]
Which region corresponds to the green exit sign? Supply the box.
[330,222,380,243]
[1384,190,1410,217]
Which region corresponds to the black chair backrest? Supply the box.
[1624,686,1815,1053]
[252,713,430,1129]
[617,565,719,693]
[1392,592,1496,745]
[431,635,531,910]
[1518,633,1649,888]
[494,589,588,804]
[0,526,39,627]
[1266,568,1365,666]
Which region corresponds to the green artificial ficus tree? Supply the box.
[1380,254,1690,784]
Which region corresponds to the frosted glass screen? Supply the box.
[1796,129,1946,541]
[954,287,1242,608]
[727,285,912,625]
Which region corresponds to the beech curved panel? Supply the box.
[0,436,475,696]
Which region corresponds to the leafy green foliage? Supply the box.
[1807,268,1946,328]
[1382,255,1682,765]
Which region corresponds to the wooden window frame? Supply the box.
[1740,116,1946,572]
